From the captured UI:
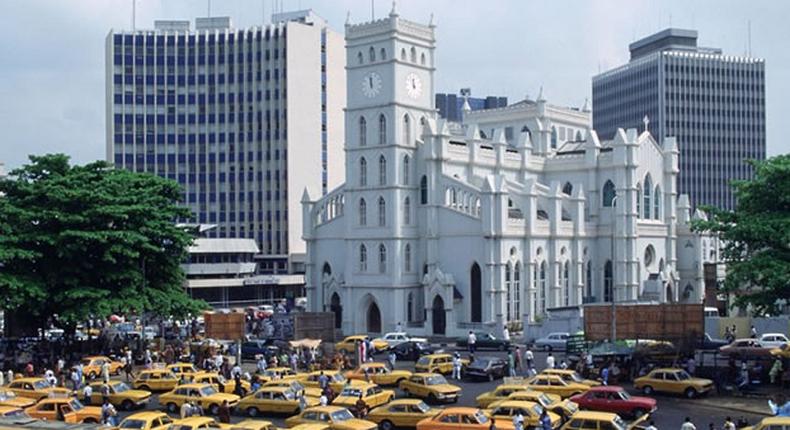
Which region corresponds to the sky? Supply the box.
[0,0,788,171]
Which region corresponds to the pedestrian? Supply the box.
[686,356,696,376]
[452,353,462,380]
[468,331,477,354]
[180,401,192,419]
[513,411,525,430]
[318,371,329,390]
[388,350,397,370]
[25,362,34,377]
[144,349,152,369]
[723,417,736,430]
[508,352,516,377]
[645,420,658,430]
[750,326,757,339]
[601,366,610,386]
[525,347,534,369]
[101,361,110,383]
[354,394,368,418]
[708,423,715,430]
[502,325,510,343]
[769,359,783,384]
[546,352,555,369]
[231,362,242,378]
[489,418,498,430]
[217,400,230,423]
[101,399,118,426]
[539,409,552,430]
[731,325,737,338]
[290,352,299,372]
[396,321,402,333]
[768,394,790,417]
[559,360,568,370]
[681,417,697,430]
[82,384,93,405]
[256,355,267,373]
[319,392,328,406]
[298,393,307,412]
[6,370,13,385]
[515,347,523,374]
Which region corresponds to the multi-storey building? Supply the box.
[435,92,507,122]
[302,8,716,337]
[593,28,766,210]
[106,10,345,277]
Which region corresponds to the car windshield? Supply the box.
[69,399,84,411]
[0,391,17,400]
[568,372,584,382]
[473,359,492,367]
[619,391,631,400]
[340,388,362,397]
[80,359,92,366]
[414,401,430,413]
[112,382,130,393]
[416,357,430,366]
[282,390,296,400]
[330,409,353,421]
[533,404,545,416]
[474,411,489,424]
[331,374,346,383]
[613,416,628,430]
[676,371,691,380]
[426,375,447,386]
[119,419,147,429]
[290,381,306,391]
[33,380,51,390]
[538,394,553,406]
[200,386,218,396]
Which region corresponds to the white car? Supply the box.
[759,333,789,348]
[376,332,428,347]
[534,332,570,351]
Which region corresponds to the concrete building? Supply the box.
[593,28,766,210]
[435,92,507,122]
[105,10,346,276]
[302,8,716,337]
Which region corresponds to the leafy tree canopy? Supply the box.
[693,154,790,316]
[0,154,206,332]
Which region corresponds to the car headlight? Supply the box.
[435,393,445,399]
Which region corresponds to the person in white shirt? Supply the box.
[559,360,568,370]
[231,363,242,378]
[502,325,510,342]
[45,369,56,386]
[256,356,267,373]
[395,322,402,333]
[451,354,462,380]
[319,394,328,406]
[525,348,534,368]
[214,353,224,370]
[546,353,555,369]
[681,417,697,430]
[101,362,110,383]
[468,331,477,354]
[513,411,525,430]
[82,384,93,405]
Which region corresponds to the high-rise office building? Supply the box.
[593,28,766,210]
[435,92,507,122]
[106,10,346,276]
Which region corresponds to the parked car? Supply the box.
[375,332,428,348]
[570,386,656,418]
[390,341,435,361]
[241,340,280,360]
[719,338,772,358]
[633,368,713,398]
[758,333,789,348]
[698,333,728,350]
[464,356,508,381]
[456,332,510,351]
[534,332,570,351]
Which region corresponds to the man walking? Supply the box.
[468,331,477,354]
[525,347,534,369]
[546,352,555,370]
[452,353,463,380]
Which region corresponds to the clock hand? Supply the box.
[369,77,373,88]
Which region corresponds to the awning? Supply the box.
[289,339,322,349]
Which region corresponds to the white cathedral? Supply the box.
[301,7,717,337]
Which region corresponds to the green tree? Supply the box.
[693,155,790,316]
[0,154,206,334]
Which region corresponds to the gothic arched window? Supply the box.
[378,244,387,273]
[379,155,387,185]
[378,114,387,145]
[643,175,652,219]
[404,244,411,272]
[403,197,410,225]
[602,180,616,207]
[369,46,375,62]
[358,198,367,226]
[402,155,410,185]
[359,157,367,186]
[359,244,367,272]
[378,196,386,226]
[402,114,411,146]
[420,175,428,204]
[654,186,662,219]
[359,116,367,147]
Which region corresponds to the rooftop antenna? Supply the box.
[371,0,375,21]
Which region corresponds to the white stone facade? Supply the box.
[301,9,714,337]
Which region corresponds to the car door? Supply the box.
[405,404,428,427]
[271,391,293,413]
[435,412,461,429]
[663,372,682,394]
[411,376,427,397]
[386,403,408,427]
[30,401,56,420]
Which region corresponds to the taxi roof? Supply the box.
[543,369,577,374]
[306,370,340,376]
[650,368,684,372]
[495,384,531,390]
[492,400,539,408]
[168,362,197,367]
[758,417,790,424]
[12,377,47,383]
[124,411,169,420]
[438,407,481,414]
[340,381,378,389]
[586,385,625,392]
[258,386,291,393]
[383,398,428,405]
[82,356,110,360]
[343,335,368,340]
[570,411,619,420]
[172,383,212,389]
[423,353,452,358]
[359,362,388,368]
[412,372,443,377]
[304,405,347,413]
[0,406,23,412]
[139,369,172,374]
[264,367,292,372]
[175,416,218,425]
[233,419,275,429]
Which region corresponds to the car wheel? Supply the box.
[380,420,394,430]
[632,408,646,418]
[139,385,150,392]
[83,418,98,424]
[428,393,438,404]
[121,400,134,411]
[402,389,410,397]
[543,345,552,352]
[685,388,698,399]
[167,403,178,413]
[642,385,653,395]
[209,404,220,415]
[247,407,259,417]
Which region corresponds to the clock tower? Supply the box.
[341,4,436,331]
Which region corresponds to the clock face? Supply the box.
[405,73,422,99]
[362,72,382,98]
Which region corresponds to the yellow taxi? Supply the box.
[230,419,278,430]
[633,368,713,398]
[742,416,790,430]
[366,399,441,430]
[298,371,363,393]
[526,375,589,398]
[345,362,412,386]
[237,386,318,416]
[167,363,201,379]
[475,384,530,408]
[133,369,180,392]
[262,379,322,399]
[0,406,29,418]
[415,407,507,430]
[284,405,378,430]
[414,354,469,375]
[6,377,73,401]
[0,390,36,409]
[86,380,151,410]
[334,336,389,355]
[25,397,102,424]
[491,390,578,420]
[117,411,175,430]
[170,416,232,430]
[80,355,123,379]
[486,400,562,429]
[257,367,298,383]
[331,382,395,410]
[159,383,241,415]
[189,372,251,395]
[287,425,331,430]
[560,410,645,430]
[398,373,461,404]
[770,343,790,358]
[542,369,601,387]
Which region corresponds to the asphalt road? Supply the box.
[110,348,767,430]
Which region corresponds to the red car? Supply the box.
[570,386,657,418]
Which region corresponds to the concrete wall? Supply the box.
[705,316,790,338]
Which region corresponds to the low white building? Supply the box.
[301,7,715,337]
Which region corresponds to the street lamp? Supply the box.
[610,195,618,343]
